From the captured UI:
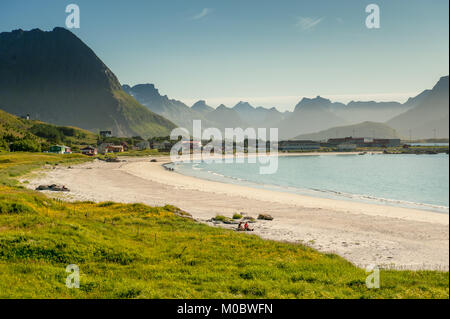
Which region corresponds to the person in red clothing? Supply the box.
[244,222,253,231]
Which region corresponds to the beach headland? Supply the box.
[24,153,449,271]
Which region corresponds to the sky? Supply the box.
[0,0,448,111]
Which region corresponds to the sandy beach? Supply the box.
[24,154,449,271]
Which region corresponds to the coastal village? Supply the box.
[46,130,440,156]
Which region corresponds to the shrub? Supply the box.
[213,215,227,222]
[232,213,243,219]
[98,201,115,207]
[0,201,35,214]
[30,124,62,143]
[9,139,41,152]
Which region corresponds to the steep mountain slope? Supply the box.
[295,121,401,140]
[123,84,217,130]
[276,96,348,139]
[0,28,175,138]
[387,76,449,138]
[403,89,431,108]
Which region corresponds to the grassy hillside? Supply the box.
[113,90,176,139]
[0,152,92,187]
[0,153,448,298]
[0,109,98,152]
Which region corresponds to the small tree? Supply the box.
[10,139,41,152]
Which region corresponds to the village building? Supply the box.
[181,140,202,152]
[151,140,172,152]
[49,145,72,154]
[98,142,113,154]
[105,145,124,153]
[278,140,321,151]
[371,138,401,148]
[81,146,98,156]
[327,137,366,147]
[337,143,357,151]
[99,131,112,138]
[121,141,129,151]
[136,141,150,150]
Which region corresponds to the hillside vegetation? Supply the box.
[0,152,448,298]
[0,109,97,152]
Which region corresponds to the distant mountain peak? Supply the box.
[216,104,229,110]
[192,100,207,106]
[233,101,255,111]
[294,96,332,112]
[191,100,214,114]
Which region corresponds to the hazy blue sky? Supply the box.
[1,0,448,111]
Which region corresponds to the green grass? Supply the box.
[0,109,98,152]
[0,153,448,299]
[113,90,176,139]
[0,152,92,187]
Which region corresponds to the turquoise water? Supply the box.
[172,154,449,213]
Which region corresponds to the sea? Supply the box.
[169,152,449,213]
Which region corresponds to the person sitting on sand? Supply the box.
[244,222,253,231]
[237,222,245,231]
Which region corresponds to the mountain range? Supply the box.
[0,27,447,140]
[123,84,290,132]
[126,76,448,139]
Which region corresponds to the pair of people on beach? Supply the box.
[237,222,253,232]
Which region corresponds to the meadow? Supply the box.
[0,152,448,298]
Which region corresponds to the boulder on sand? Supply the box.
[35,184,70,192]
[36,185,50,190]
[243,216,257,223]
[257,214,273,221]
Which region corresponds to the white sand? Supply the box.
[24,155,449,270]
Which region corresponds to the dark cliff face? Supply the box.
[0,28,175,138]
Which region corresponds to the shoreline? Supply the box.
[159,153,448,225]
[23,154,449,270]
[164,153,449,215]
